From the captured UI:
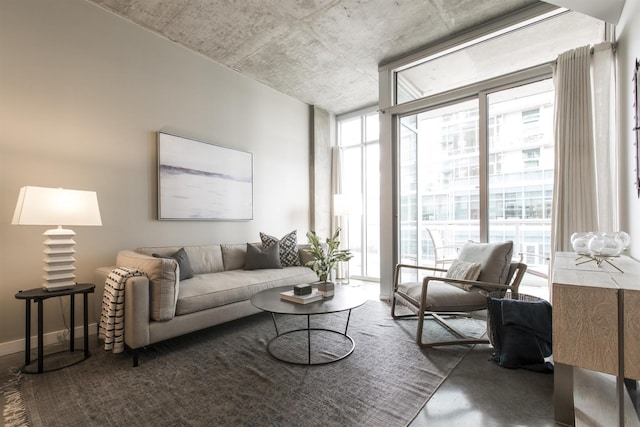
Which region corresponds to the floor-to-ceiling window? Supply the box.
[387,8,605,286]
[338,110,380,280]
[398,79,555,281]
[399,98,480,268]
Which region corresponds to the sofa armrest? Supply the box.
[124,275,152,349]
[116,250,179,321]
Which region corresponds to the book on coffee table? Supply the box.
[280,289,323,304]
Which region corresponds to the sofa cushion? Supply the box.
[244,242,282,270]
[153,247,194,281]
[260,230,301,267]
[457,241,514,286]
[137,245,224,275]
[116,250,179,321]
[175,267,318,316]
[221,243,248,271]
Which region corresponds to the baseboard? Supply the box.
[0,323,98,357]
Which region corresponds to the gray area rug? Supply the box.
[11,300,486,427]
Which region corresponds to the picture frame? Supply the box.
[157,132,253,220]
[634,58,640,197]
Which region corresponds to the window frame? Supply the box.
[336,107,380,280]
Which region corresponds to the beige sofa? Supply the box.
[95,243,318,366]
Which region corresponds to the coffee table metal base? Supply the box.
[266,311,355,365]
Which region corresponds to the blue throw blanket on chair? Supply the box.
[487,296,553,373]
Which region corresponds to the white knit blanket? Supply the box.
[99,267,145,354]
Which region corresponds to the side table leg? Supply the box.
[24,300,31,367]
[83,292,90,359]
[37,300,43,374]
[70,294,75,353]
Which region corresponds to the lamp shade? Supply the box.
[12,186,102,226]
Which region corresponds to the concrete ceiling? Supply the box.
[88,0,541,115]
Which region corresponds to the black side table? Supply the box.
[15,283,95,374]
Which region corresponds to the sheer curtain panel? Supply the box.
[552,46,598,253]
[591,42,618,233]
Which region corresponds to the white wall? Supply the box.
[616,0,640,259]
[0,0,311,348]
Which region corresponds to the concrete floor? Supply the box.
[412,343,555,426]
[399,281,556,426]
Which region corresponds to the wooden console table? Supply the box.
[552,252,640,426]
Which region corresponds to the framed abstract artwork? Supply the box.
[157,132,253,220]
[634,58,640,197]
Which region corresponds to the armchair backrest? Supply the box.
[505,262,527,293]
[456,241,514,285]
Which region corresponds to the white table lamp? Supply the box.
[12,186,102,291]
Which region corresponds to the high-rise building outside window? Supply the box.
[399,79,555,283]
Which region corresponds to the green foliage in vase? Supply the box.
[305,228,353,283]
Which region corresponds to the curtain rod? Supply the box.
[591,41,617,55]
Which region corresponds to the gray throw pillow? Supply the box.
[153,247,194,281]
[244,242,283,270]
[456,241,513,285]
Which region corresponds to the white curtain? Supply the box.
[330,146,343,234]
[591,42,618,233]
[551,43,617,253]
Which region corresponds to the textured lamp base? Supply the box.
[42,227,77,291]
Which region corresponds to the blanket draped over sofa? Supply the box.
[98,267,145,353]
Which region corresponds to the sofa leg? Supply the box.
[132,348,139,367]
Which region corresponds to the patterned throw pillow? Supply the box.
[445,258,482,291]
[260,230,301,267]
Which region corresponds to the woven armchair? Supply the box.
[391,241,527,347]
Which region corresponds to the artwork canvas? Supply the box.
[158,132,253,220]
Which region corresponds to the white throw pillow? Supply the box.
[445,259,481,291]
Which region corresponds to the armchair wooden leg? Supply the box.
[391,295,418,319]
[391,295,398,318]
[417,309,426,346]
[416,312,490,348]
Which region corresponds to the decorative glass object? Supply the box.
[616,231,631,250]
[572,230,631,273]
[587,233,624,257]
[571,232,594,254]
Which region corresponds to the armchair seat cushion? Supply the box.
[396,281,487,312]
